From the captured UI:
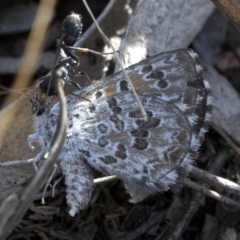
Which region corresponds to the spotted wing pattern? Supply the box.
[34,49,211,216]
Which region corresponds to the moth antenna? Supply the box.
[0,84,33,100]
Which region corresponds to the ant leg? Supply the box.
[61,43,80,67]
[67,80,81,90]
[66,46,117,57]
[64,90,91,102]
[32,149,48,172]
[75,71,92,84]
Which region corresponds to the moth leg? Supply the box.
[52,175,64,196]
[42,163,59,204]
[32,149,48,172]
[60,155,94,217]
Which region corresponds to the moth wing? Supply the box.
[68,92,198,201]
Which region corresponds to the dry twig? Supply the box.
[211,0,240,31]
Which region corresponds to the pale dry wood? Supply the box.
[204,64,240,145]
[115,0,215,70]
[210,122,240,156]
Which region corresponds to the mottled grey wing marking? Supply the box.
[59,145,94,217]
[35,49,211,216]
[75,48,211,150]
[48,92,189,206]
[78,49,209,100]
[72,92,192,186]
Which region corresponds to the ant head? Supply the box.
[61,12,82,46]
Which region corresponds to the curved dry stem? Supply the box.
[0,67,67,239]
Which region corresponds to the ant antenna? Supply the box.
[0,83,45,116]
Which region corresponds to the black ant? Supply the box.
[2,13,113,116]
[39,12,114,97]
[0,13,95,116]
[40,12,84,97]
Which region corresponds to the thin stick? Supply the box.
[52,175,64,197]
[42,164,59,204]
[0,159,34,166]
[163,148,228,239]
[183,178,240,209]
[82,0,148,122]
[190,166,240,198]
[0,195,19,235]
[211,0,240,31]
[0,67,67,239]
[94,175,117,185]
[34,175,118,201]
